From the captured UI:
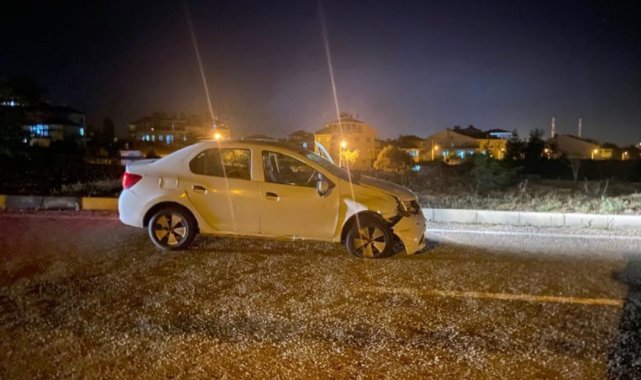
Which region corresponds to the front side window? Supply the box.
[190,148,251,180]
[262,151,317,187]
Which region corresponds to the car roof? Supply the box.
[196,138,309,153]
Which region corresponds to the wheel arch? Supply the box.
[340,210,388,243]
[143,201,199,232]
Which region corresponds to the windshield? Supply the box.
[305,151,357,182]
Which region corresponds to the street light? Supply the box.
[339,140,347,167]
[622,151,629,160]
[213,131,222,140]
[591,148,599,160]
[431,140,439,161]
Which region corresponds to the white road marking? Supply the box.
[360,286,624,307]
[428,228,641,241]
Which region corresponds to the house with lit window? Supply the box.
[393,135,424,162]
[314,112,377,170]
[128,112,230,145]
[422,126,512,161]
[21,104,86,147]
[550,134,613,160]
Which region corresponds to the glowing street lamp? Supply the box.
[213,131,222,140]
[591,148,599,160]
[339,140,348,167]
[622,151,629,160]
[431,140,439,161]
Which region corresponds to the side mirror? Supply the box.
[316,175,333,196]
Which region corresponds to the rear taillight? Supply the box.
[122,172,142,189]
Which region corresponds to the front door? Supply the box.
[259,150,339,239]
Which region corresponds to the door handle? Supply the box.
[192,185,206,193]
[266,191,279,200]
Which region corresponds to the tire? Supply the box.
[148,206,197,251]
[345,215,394,258]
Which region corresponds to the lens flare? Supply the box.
[185,2,237,232]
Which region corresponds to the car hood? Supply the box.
[356,175,417,201]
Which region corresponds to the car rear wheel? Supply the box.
[148,206,197,251]
[345,215,393,258]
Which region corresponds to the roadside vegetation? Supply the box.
[373,133,641,215]
[369,160,641,215]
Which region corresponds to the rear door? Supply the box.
[184,147,260,234]
[259,150,339,239]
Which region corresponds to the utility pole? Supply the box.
[550,117,556,138]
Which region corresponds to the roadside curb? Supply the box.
[423,208,641,229]
[1,195,118,211]
[1,195,640,229]
[81,197,119,210]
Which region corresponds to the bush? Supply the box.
[469,155,518,193]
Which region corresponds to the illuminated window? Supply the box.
[29,124,50,137]
[79,127,85,137]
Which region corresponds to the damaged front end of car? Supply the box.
[390,198,427,255]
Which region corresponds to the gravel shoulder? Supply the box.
[0,213,639,378]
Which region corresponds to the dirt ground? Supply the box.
[0,213,639,379]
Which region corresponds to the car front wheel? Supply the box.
[148,206,197,251]
[345,215,394,258]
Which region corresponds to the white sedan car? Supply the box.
[119,139,426,258]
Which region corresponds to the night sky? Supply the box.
[2,0,640,144]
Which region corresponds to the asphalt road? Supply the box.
[0,212,640,378]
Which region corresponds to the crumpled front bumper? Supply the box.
[392,212,427,255]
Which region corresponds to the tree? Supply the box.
[341,148,359,167]
[564,157,582,183]
[525,129,545,161]
[373,145,413,173]
[505,130,526,160]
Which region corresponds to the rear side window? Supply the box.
[190,148,251,180]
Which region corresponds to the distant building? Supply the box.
[19,103,86,147]
[422,126,512,161]
[128,112,230,145]
[551,134,613,160]
[393,135,424,162]
[314,112,377,170]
